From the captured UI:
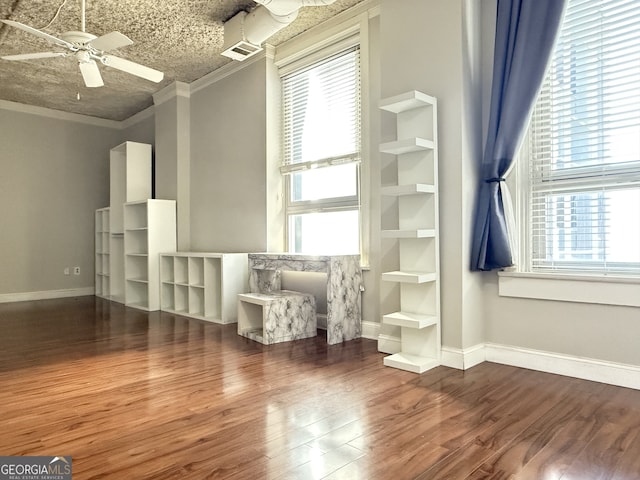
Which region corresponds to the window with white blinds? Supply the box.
[280,45,361,255]
[527,0,640,274]
[281,46,361,173]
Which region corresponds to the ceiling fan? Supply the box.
[0,0,163,88]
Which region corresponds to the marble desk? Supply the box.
[248,253,363,345]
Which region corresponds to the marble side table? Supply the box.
[237,290,317,345]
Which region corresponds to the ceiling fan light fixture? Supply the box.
[75,50,91,63]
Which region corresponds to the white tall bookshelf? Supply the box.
[109,141,152,234]
[124,200,176,311]
[379,90,441,374]
[107,141,152,304]
[95,207,110,299]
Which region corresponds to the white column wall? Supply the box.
[189,59,269,253]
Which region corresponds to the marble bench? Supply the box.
[237,290,317,345]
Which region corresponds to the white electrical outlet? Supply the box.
[73,266,81,275]
[64,267,70,275]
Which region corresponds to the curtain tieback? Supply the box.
[485,177,505,184]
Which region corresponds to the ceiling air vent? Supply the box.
[221,11,263,61]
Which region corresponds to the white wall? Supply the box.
[0,106,121,297]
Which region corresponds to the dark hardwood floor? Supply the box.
[1,296,639,479]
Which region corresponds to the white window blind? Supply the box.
[528,0,640,274]
[281,46,361,174]
[280,45,361,255]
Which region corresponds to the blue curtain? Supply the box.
[470,0,567,271]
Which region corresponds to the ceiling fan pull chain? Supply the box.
[81,0,86,33]
[39,0,67,30]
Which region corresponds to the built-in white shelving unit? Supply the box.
[159,252,248,324]
[109,141,152,234]
[106,141,152,304]
[124,199,176,311]
[379,90,441,374]
[95,207,110,299]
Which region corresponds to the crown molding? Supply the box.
[190,48,270,95]
[120,105,155,129]
[275,0,379,67]
[0,99,121,129]
[152,81,192,107]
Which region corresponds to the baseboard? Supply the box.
[485,343,640,391]
[375,336,639,389]
[377,333,401,354]
[441,344,486,370]
[0,287,95,304]
[377,333,486,371]
[361,320,380,340]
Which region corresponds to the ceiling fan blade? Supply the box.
[88,31,133,52]
[102,54,164,83]
[79,59,104,88]
[1,19,74,50]
[1,52,67,60]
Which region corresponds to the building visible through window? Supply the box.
[526,0,640,274]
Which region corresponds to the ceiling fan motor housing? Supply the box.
[60,31,98,45]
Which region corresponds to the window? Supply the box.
[281,45,361,255]
[526,0,640,275]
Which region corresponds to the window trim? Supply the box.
[275,12,371,265]
[498,270,640,307]
[502,135,640,306]
[502,0,640,304]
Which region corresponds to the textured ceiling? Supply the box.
[0,0,365,120]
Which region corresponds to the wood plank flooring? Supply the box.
[1,296,639,479]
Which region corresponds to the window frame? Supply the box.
[500,138,640,307]
[277,27,368,261]
[500,0,640,305]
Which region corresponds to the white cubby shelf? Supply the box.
[160,252,248,324]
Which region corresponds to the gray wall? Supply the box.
[189,59,269,253]
[121,112,155,146]
[379,0,485,351]
[0,108,121,295]
[154,88,191,249]
[484,276,640,365]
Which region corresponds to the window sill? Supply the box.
[498,271,640,307]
